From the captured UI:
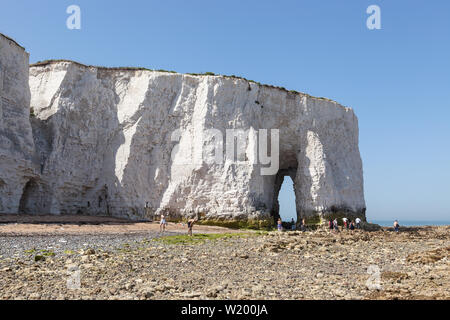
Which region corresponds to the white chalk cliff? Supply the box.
[0,34,36,213]
[1,33,366,225]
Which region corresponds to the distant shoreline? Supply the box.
[370,220,450,227]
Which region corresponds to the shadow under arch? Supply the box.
[18,177,52,214]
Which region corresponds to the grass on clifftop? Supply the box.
[29,60,342,106]
[155,232,267,245]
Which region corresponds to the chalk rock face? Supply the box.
[0,33,366,223]
[27,60,366,222]
[0,34,37,213]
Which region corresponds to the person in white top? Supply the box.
[160,215,166,233]
[393,220,399,232]
[333,218,339,232]
[355,217,361,229]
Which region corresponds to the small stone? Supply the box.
[183,292,201,298]
[206,290,218,298]
[84,248,96,255]
[29,293,41,299]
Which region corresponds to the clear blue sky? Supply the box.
[1,0,449,221]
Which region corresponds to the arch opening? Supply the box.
[18,178,48,214]
[278,176,297,225]
[271,167,298,229]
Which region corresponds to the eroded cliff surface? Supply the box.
[28,60,365,223]
[0,33,365,224]
[0,34,37,213]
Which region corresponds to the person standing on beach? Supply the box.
[394,220,400,233]
[277,218,282,232]
[291,218,296,231]
[160,215,166,233]
[355,217,361,229]
[333,218,339,232]
[302,218,306,231]
[329,219,333,232]
[187,218,195,236]
[343,217,348,230]
[349,221,355,230]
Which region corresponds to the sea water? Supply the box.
[370,220,450,227]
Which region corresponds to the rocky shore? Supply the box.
[0,224,448,300]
